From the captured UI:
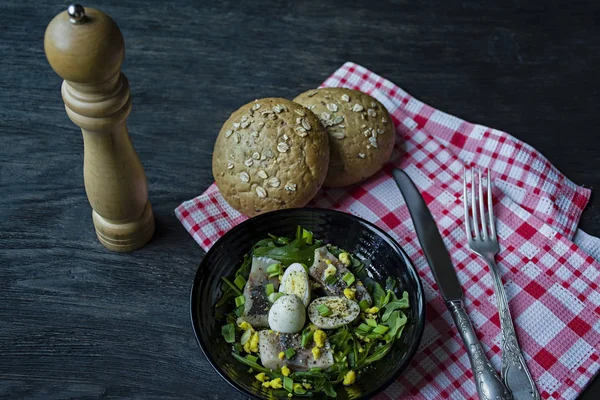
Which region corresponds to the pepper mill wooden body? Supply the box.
[44,4,154,252]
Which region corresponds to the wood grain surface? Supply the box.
[1,0,598,398]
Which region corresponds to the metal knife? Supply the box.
[393,169,512,400]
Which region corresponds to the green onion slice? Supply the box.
[284,348,296,359]
[316,304,332,317]
[235,295,246,307]
[342,272,355,286]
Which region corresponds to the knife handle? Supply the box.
[447,300,513,400]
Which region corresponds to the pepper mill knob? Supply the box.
[67,4,86,23]
[44,5,154,252]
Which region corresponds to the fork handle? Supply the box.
[447,299,513,400]
[484,256,541,400]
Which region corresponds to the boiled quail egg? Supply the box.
[268,294,306,333]
[308,296,360,329]
[279,263,311,307]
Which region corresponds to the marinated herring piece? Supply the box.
[258,330,334,371]
[242,256,280,327]
[310,246,372,305]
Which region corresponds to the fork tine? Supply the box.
[470,169,480,240]
[478,169,487,240]
[487,168,496,239]
[463,168,472,240]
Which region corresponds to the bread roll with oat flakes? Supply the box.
[212,98,329,216]
[294,88,395,187]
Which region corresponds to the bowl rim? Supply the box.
[190,207,426,400]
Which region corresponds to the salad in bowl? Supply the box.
[216,226,411,398]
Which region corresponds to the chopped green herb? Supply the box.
[268,292,284,303]
[367,333,383,340]
[302,229,313,245]
[265,283,275,297]
[316,304,332,317]
[266,263,283,278]
[284,348,296,359]
[234,295,246,307]
[301,329,314,348]
[221,323,235,343]
[324,274,338,285]
[358,299,370,311]
[283,376,294,392]
[373,324,390,335]
[233,305,244,317]
[366,319,377,328]
[342,272,355,286]
[309,367,322,372]
[294,384,307,395]
[246,354,258,363]
[300,263,310,275]
[233,275,246,290]
[357,323,372,333]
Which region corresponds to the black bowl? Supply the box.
[190,208,426,400]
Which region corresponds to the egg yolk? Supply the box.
[343,370,356,386]
[338,252,351,266]
[343,288,356,300]
[262,378,283,389]
[312,347,321,360]
[314,330,327,348]
[324,265,337,278]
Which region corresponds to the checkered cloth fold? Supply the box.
[176,63,600,400]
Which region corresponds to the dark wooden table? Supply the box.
[1,0,598,398]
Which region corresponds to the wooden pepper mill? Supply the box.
[44,4,154,252]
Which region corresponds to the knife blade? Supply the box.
[392,168,512,400]
[391,168,462,302]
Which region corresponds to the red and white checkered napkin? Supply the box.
[176,62,600,399]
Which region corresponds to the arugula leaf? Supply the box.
[222,277,243,296]
[362,341,393,365]
[235,254,253,277]
[253,238,277,249]
[231,352,270,374]
[322,382,337,397]
[253,238,323,266]
[326,245,343,257]
[368,280,386,308]
[385,277,397,291]
[380,290,392,308]
[351,257,368,279]
[291,371,327,379]
[387,310,408,339]
[381,291,410,322]
[396,323,407,340]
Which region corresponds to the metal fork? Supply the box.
[464,168,540,400]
